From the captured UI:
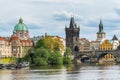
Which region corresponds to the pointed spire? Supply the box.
[19,17,23,23]
[99,19,103,32]
[112,35,118,40]
[69,16,75,28]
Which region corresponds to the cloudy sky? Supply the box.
[0,0,120,41]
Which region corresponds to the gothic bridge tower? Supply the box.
[65,16,80,54]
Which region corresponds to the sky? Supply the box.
[0,0,120,41]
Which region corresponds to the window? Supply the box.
[20,33,23,38]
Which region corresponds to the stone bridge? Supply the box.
[75,50,120,63]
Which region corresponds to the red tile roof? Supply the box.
[11,35,19,40]
[0,36,9,42]
[21,39,32,43]
[91,41,100,42]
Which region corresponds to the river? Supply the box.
[0,64,120,80]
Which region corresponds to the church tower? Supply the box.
[13,18,30,40]
[65,16,80,53]
[97,19,106,41]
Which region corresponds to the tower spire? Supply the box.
[99,19,103,32]
[97,18,106,41]
[69,16,75,28]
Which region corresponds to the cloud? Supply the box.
[0,0,120,41]
[28,0,92,4]
[114,8,120,16]
[53,11,83,21]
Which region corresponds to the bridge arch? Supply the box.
[77,54,90,63]
[98,53,116,63]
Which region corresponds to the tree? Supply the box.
[35,48,49,60]
[44,35,55,51]
[44,35,65,52]
[54,37,65,52]
[63,47,72,64]
[48,51,63,65]
[64,47,72,57]
[22,35,72,66]
[35,39,47,49]
[34,57,47,66]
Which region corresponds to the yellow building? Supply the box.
[100,40,113,51]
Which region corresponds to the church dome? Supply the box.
[13,18,28,33]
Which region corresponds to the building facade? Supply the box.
[100,40,113,51]
[0,18,33,58]
[0,37,11,57]
[111,35,119,50]
[11,18,33,57]
[90,41,100,50]
[31,36,44,46]
[79,38,90,51]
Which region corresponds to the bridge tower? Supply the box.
[97,19,106,41]
[65,16,80,54]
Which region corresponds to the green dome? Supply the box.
[13,18,28,32]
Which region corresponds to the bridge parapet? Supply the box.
[75,50,120,63]
[77,50,120,59]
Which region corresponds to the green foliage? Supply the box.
[44,35,65,52]
[64,47,72,57]
[63,57,71,64]
[34,57,47,66]
[33,48,49,66]
[35,48,49,60]
[63,47,72,64]
[35,39,47,49]
[17,53,31,63]
[20,35,72,66]
[48,51,63,65]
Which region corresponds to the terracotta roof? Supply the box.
[0,36,9,42]
[21,39,32,43]
[21,39,33,46]
[79,38,89,42]
[91,41,100,43]
[11,35,19,40]
[79,38,86,40]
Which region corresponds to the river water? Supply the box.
[0,64,120,80]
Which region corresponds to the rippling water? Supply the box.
[0,64,120,80]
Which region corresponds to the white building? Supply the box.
[111,35,119,50]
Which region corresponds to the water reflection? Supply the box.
[0,64,120,80]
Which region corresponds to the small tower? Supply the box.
[112,35,118,40]
[65,16,80,54]
[97,19,106,41]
